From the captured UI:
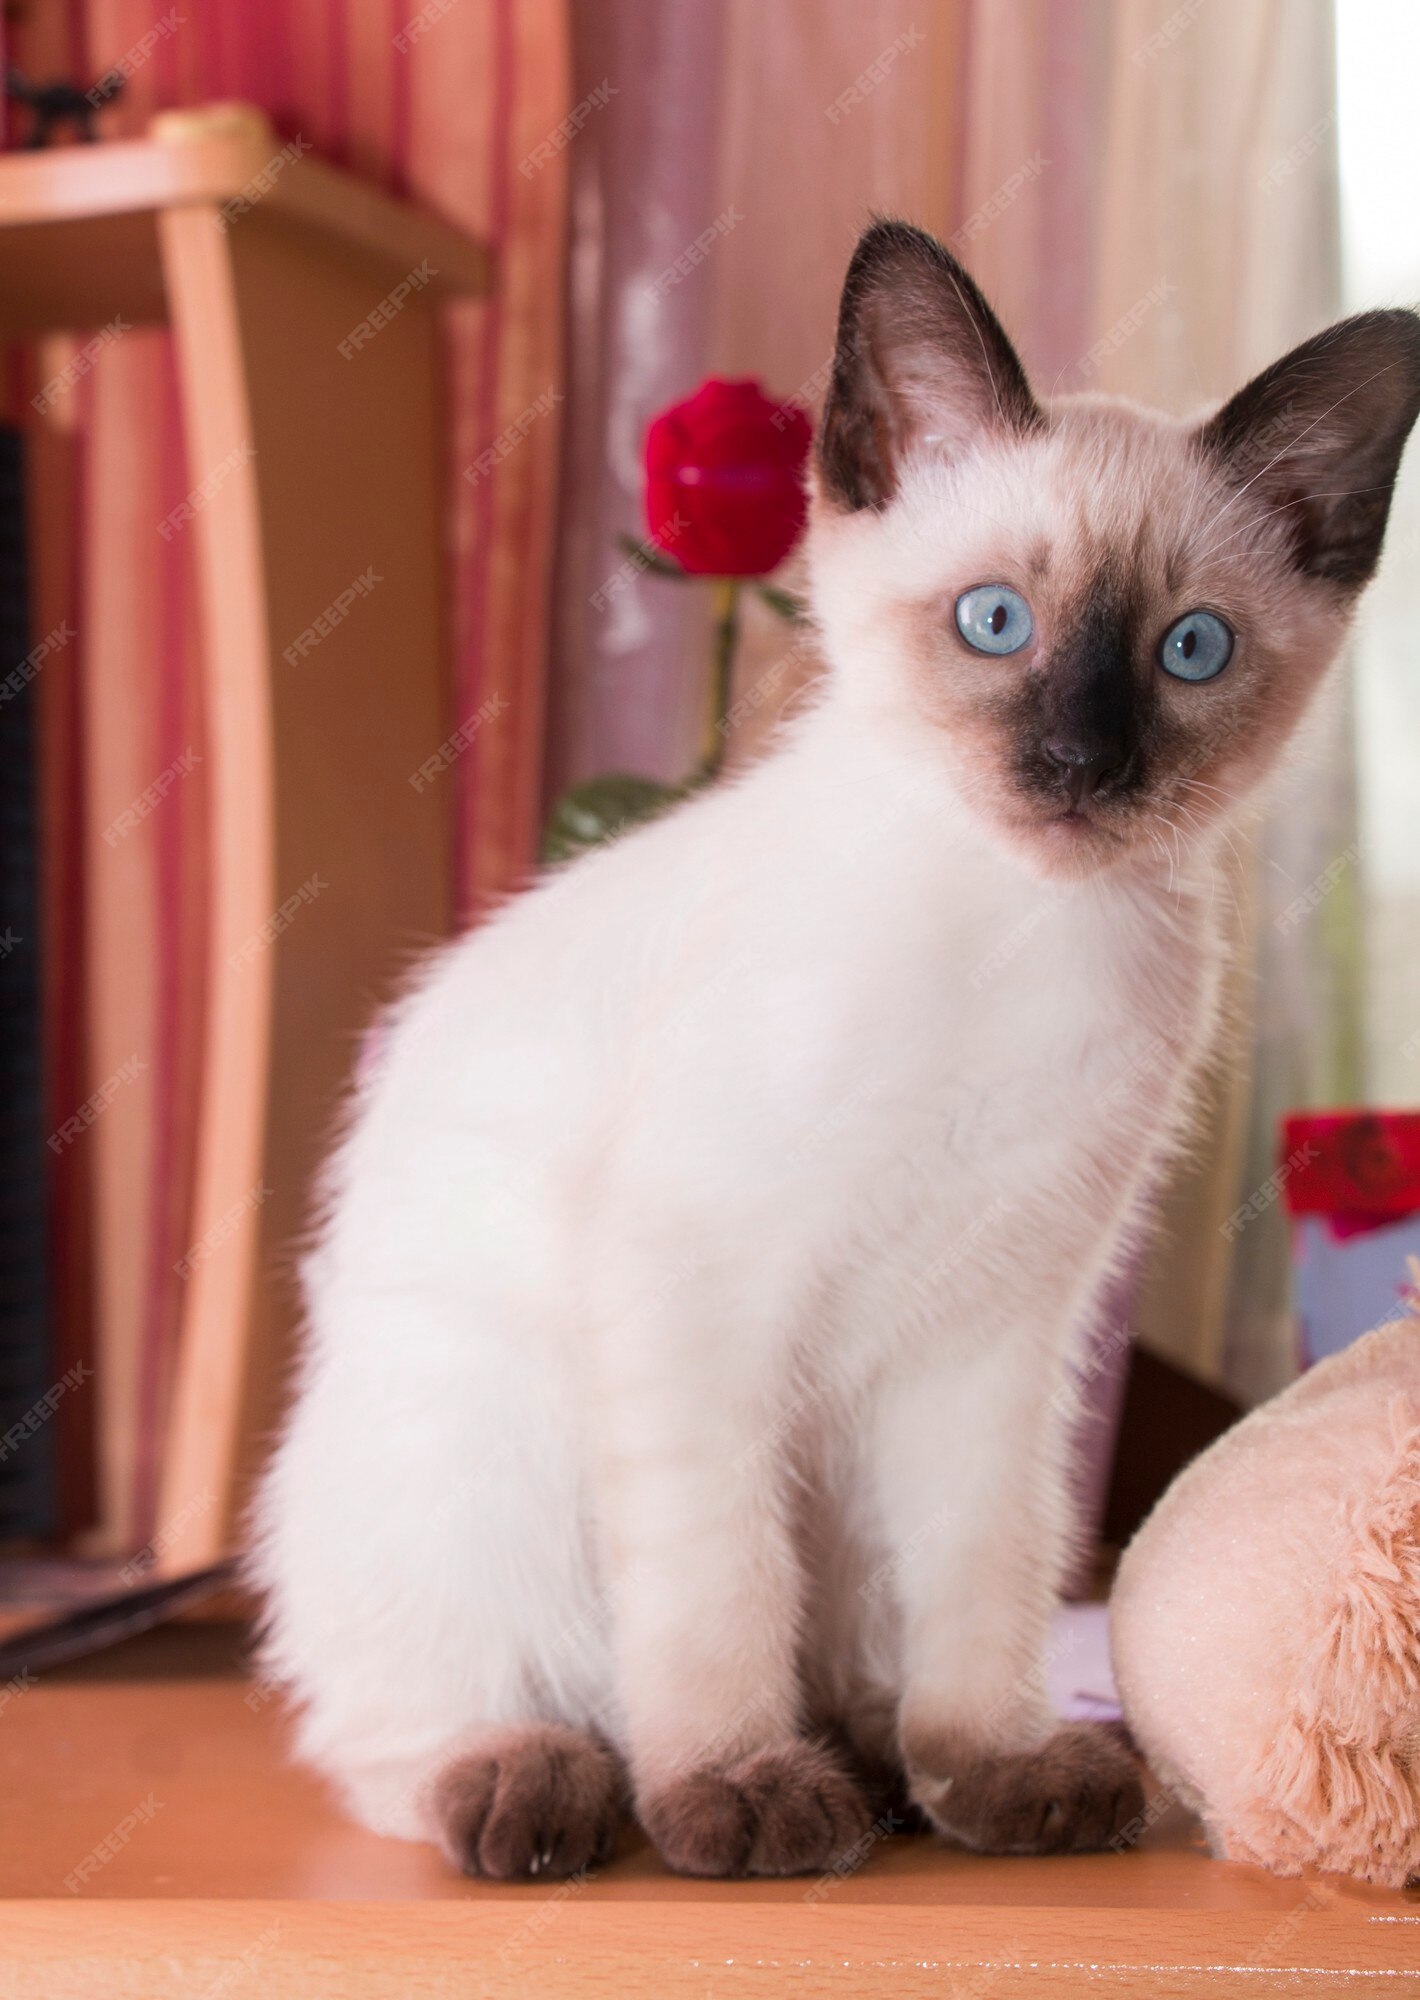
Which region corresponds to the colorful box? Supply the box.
[1282,1111,1420,1368]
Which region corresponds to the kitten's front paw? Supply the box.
[640,1740,873,1877]
[909,1722,1143,1856]
[432,1724,626,1879]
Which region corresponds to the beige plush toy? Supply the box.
[1111,1292,1420,1887]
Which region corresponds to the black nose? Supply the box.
[1043,737,1124,808]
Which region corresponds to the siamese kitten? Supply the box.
[253,221,1420,1879]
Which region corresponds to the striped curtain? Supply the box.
[11,0,568,1551]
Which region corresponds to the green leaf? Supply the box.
[755,581,809,623]
[616,533,687,579]
[540,772,686,864]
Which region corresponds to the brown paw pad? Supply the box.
[640,1740,874,1878]
[911,1722,1144,1857]
[433,1724,626,1880]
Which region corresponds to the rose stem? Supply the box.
[701,577,740,782]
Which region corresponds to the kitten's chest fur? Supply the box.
[569,720,1229,1404]
[763,805,1222,1227]
[805,863,1220,1317]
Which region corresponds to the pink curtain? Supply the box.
[545,0,972,794]
[544,0,729,799]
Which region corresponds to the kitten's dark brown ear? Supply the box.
[1197,309,1420,589]
[818,219,1041,512]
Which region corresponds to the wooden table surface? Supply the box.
[0,1624,1414,1997]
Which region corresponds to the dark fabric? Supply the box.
[0,422,54,1538]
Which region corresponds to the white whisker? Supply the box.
[1195,485,1391,565]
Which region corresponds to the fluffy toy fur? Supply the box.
[251,220,1420,1878]
[1112,1297,1420,1887]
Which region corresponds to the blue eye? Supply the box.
[955,585,1033,656]
[1159,609,1233,682]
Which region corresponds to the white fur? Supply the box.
[250,425,1308,1846]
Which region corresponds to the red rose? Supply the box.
[644,378,812,576]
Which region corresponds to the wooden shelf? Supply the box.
[7,105,491,1568]
[0,1624,1414,1996]
[0,104,489,336]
